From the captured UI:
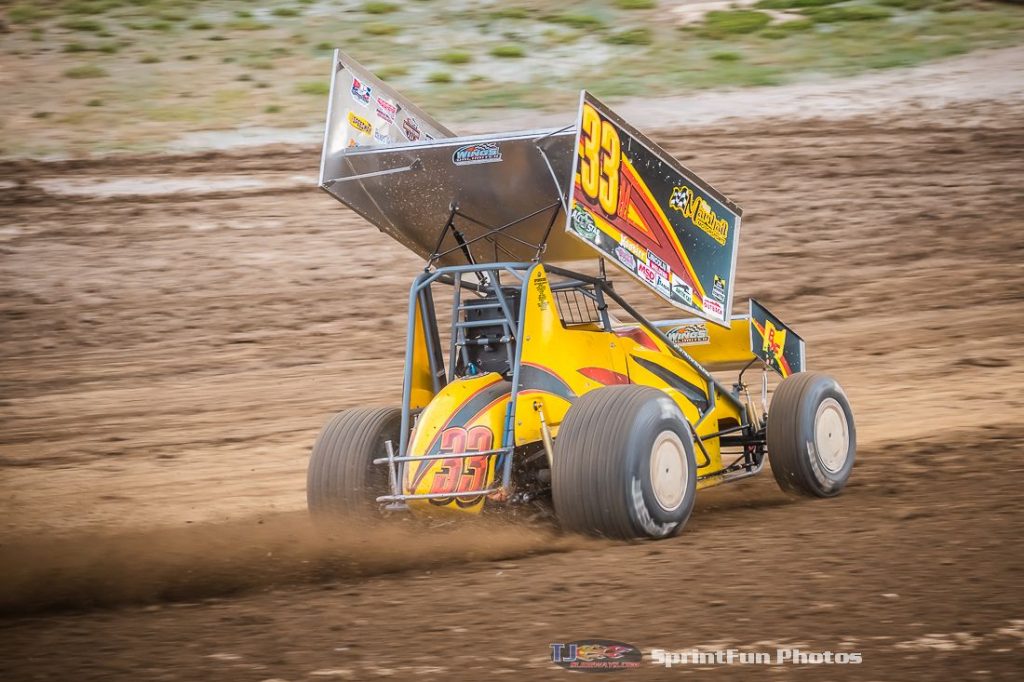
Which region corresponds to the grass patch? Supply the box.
[139,54,161,64]
[614,0,656,8]
[711,50,743,61]
[545,12,605,29]
[272,7,302,17]
[759,18,816,38]
[490,43,526,58]
[189,20,213,30]
[428,71,453,83]
[60,18,105,32]
[876,0,933,7]
[365,22,400,35]
[604,27,652,45]
[804,6,893,22]
[698,10,772,38]
[63,65,107,79]
[755,0,844,8]
[264,104,282,114]
[362,1,398,14]
[64,42,89,53]
[8,3,49,23]
[226,18,268,31]
[437,50,473,64]
[297,81,330,96]
[491,7,530,19]
[86,98,103,107]
[315,41,333,51]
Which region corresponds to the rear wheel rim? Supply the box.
[649,430,687,511]
[814,398,849,473]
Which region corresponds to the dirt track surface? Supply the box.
[2,98,1023,679]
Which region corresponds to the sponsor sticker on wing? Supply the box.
[348,111,372,135]
[636,260,658,286]
[712,275,727,302]
[614,245,636,271]
[350,76,371,106]
[703,298,724,320]
[402,116,421,142]
[452,142,502,166]
[669,184,730,246]
[667,322,710,346]
[375,96,397,124]
[619,235,647,263]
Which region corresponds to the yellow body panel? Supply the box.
[403,264,763,512]
[655,316,756,372]
[403,372,509,514]
[408,297,437,409]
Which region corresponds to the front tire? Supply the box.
[767,372,855,497]
[307,407,400,519]
[552,386,697,540]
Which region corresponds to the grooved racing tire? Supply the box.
[307,407,400,519]
[552,386,697,540]
[767,372,856,497]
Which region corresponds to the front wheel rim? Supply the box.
[649,430,688,511]
[814,397,850,473]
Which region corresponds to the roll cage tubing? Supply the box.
[395,261,751,496]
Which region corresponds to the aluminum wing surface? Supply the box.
[318,51,589,265]
[565,92,744,328]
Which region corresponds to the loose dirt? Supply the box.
[1,95,1022,679]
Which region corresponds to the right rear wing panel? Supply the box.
[319,50,454,187]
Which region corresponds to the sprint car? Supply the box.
[306,52,856,539]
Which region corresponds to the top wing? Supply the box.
[565,92,743,327]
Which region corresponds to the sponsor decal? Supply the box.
[425,133,435,141]
[712,274,727,302]
[533,274,550,311]
[350,76,371,106]
[702,298,724,320]
[373,128,391,145]
[571,205,598,241]
[672,284,692,305]
[613,245,636,270]
[654,274,671,295]
[374,95,397,124]
[618,235,647,263]
[636,260,658,286]
[669,185,729,246]
[648,251,670,277]
[667,322,710,346]
[452,142,502,166]
[402,116,421,142]
[762,319,787,367]
[550,640,642,672]
[348,111,372,135]
[347,138,359,148]
[670,274,693,306]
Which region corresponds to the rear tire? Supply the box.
[552,386,697,540]
[767,372,855,497]
[306,407,401,519]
